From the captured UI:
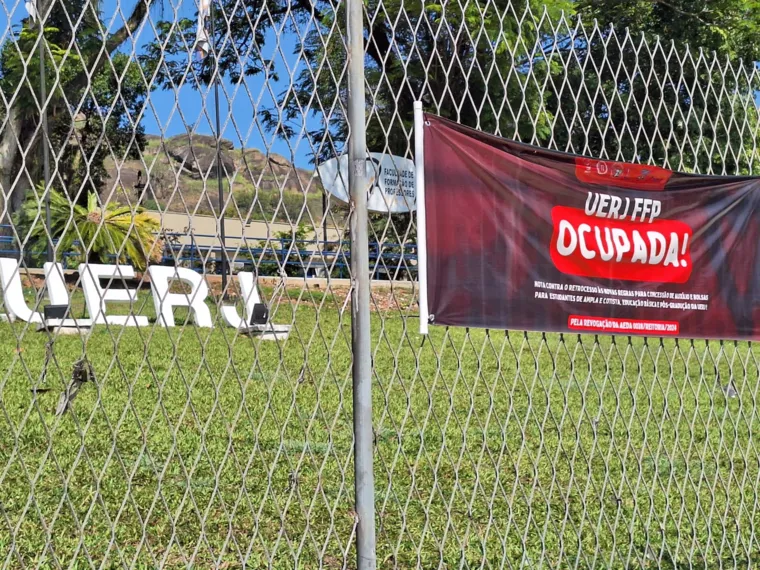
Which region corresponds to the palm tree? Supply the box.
[18,188,162,271]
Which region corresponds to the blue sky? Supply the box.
[5,0,758,172]
[137,27,321,169]
[1,0,323,168]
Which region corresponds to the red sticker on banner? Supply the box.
[549,205,693,284]
[568,315,680,335]
[575,158,672,191]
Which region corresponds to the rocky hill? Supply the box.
[105,134,330,222]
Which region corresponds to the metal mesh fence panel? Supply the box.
[0,0,758,567]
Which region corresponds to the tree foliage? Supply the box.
[17,187,161,270]
[561,0,760,174]
[256,222,310,277]
[0,0,151,214]
[579,0,760,62]
[144,0,760,253]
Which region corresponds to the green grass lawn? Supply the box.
[0,285,757,568]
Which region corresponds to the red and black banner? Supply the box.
[422,114,760,340]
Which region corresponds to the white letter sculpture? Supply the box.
[44,262,70,306]
[0,258,70,323]
[148,266,212,328]
[79,264,148,326]
[221,271,261,329]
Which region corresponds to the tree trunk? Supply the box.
[0,0,148,228]
[0,105,24,231]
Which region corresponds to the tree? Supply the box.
[267,0,575,252]
[17,187,161,270]
[272,0,760,177]
[579,0,760,63]
[49,52,148,203]
[264,0,573,164]
[550,0,760,174]
[0,0,151,218]
[256,223,310,277]
[139,2,274,91]
[145,0,760,256]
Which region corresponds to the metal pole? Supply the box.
[322,190,328,249]
[210,1,227,295]
[413,102,429,335]
[38,3,52,262]
[347,0,375,566]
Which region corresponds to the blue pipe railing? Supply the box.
[0,226,418,279]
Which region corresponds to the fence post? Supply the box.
[346,0,376,566]
[38,0,52,263]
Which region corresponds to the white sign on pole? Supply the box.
[317,153,416,213]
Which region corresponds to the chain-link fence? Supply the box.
[1,0,759,567]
